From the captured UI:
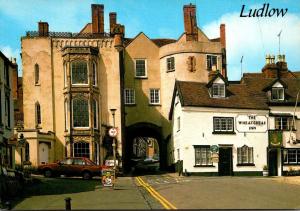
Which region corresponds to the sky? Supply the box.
[0,0,299,80]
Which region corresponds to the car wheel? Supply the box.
[82,171,91,180]
[44,169,52,178]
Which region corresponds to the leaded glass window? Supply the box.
[71,61,88,84]
[74,142,90,158]
[72,98,89,127]
[92,99,98,129]
[194,146,212,166]
[237,145,254,164]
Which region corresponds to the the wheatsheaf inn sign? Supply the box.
[236,115,268,132]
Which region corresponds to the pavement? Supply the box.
[11,176,162,210]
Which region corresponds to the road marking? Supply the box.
[136,176,177,210]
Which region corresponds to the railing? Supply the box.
[25,31,111,38]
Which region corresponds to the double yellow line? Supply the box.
[136,176,177,210]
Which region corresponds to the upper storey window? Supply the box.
[72,97,89,128]
[271,88,284,101]
[167,57,175,72]
[135,59,147,78]
[206,55,217,70]
[92,62,97,86]
[35,64,40,85]
[212,84,225,98]
[4,62,9,86]
[71,61,88,85]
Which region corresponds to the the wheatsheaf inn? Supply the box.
[12,3,299,176]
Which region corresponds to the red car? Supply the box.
[38,157,102,180]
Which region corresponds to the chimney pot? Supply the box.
[92,4,104,34]
[183,4,198,41]
[220,24,226,48]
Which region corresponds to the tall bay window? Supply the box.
[92,62,97,86]
[64,100,68,131]
[92,99,98,129]
[237,145,254,165]
[194,146,212,166]
[71,61,88,85]
[74,142,90,158]
[72,97,89,127]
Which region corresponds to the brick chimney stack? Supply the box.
[183,4,198,41]
[109,12,117,36]
[38,22,49,36]
[220,24,226,48]
[92,4,104,34]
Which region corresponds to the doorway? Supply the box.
[219,147,233,176]
[39,142,49,164]
[268,149,278,176]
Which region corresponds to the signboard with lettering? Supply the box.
[236,115,268,133]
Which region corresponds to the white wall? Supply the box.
[173,102,269,174]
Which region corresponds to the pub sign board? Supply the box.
[236,115,268,133]
[102,169,115,187]
[269,130,282,148]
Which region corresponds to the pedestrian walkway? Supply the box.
[13,177,154,210]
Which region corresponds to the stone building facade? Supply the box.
[20,3,226,171]
[0,51,16,169]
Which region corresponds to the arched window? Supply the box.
[72,97,89,127]
[74,142,90,158]
[92,62,97,86]
[92,99,98,129]
[25,142,30,161]
[35,64,39,84]
[35,102,41,126]
[71,61,88,85]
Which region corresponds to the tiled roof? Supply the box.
[151,39,176,47]
[176,81,269,110]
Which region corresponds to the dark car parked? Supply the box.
[38,157,102,180]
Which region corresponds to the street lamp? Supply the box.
[110,109,117,171]
[17,133,26,169]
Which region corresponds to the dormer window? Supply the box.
[271,88,284,101]
[212,84,225,98]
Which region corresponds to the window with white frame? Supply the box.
[194,146,212,166]
[211,84,225,98]
[206,55,217,70]
[74,142,90,158]
[283,149,300,164]
[237,145,254,165]
[135,59,147,77]
[213,117,233,132]
[71,61,88,85]
[124,89,135,105]
[167,57,175,72]
[92,62,97,86]
[275,116,294,130]
[149,89,160,104]
[271,88,284,100]
[72,97,89,127]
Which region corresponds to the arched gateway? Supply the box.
[124,122,168,173]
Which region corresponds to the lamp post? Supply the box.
[110,109,117,171]
[17,133,26,169]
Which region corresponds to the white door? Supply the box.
[39,143,49,164]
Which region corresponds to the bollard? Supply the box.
[65,197,71,210]
[5,201,12,210]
